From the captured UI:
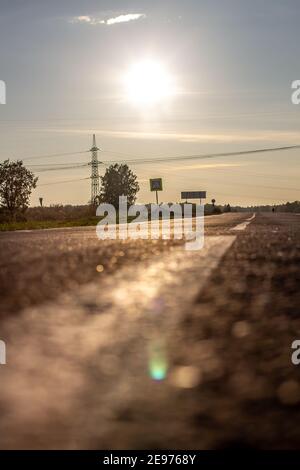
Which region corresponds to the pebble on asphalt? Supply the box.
[169,365,202,389]
[232,321,252,338]
[277,380,300,406]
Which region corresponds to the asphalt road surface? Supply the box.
[0,212,300,449]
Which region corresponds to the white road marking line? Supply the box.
[12,226,81,233]
[0,235,236,448]
[12,229,33,233]
[230,213,256,231]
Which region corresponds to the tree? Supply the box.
[211,198,216,207]
[99,163,139,208]
[0,160,38,220]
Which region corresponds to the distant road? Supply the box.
[0,212,300,449]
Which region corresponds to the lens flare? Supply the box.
[148,340,168,381]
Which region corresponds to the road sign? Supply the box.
[181,191,206,200]
[150,178,163,204]
[150,178,163,191]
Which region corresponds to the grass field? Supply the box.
[0,217,101,231]
[0,215,147,231]
[0,212,223,231]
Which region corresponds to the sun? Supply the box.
[124,60,174,106]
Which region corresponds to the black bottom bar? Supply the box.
[0,451,299,467]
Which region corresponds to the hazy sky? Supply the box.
[0,0,299,206]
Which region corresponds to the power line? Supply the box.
[37,177,90,187]
[8,142,300,165]
[28,162,87,168]
[32,164,88,173]
[28,160,300,181]
[100,144,300,165]
[34,141,299,164]
[32,139,300,200]
[11,141,300,196]
[21,150,89,162]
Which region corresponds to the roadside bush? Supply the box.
[26,204,95,221]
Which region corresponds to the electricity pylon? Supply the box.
[90,134,100,204]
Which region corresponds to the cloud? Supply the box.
[33,127,300,145]
[69,15,104,25]
[70,13,145,26]
[106,13,146,25]
[71,16,93,24]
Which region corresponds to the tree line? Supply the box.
[1,159,299,222]
[0,160,139,221]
